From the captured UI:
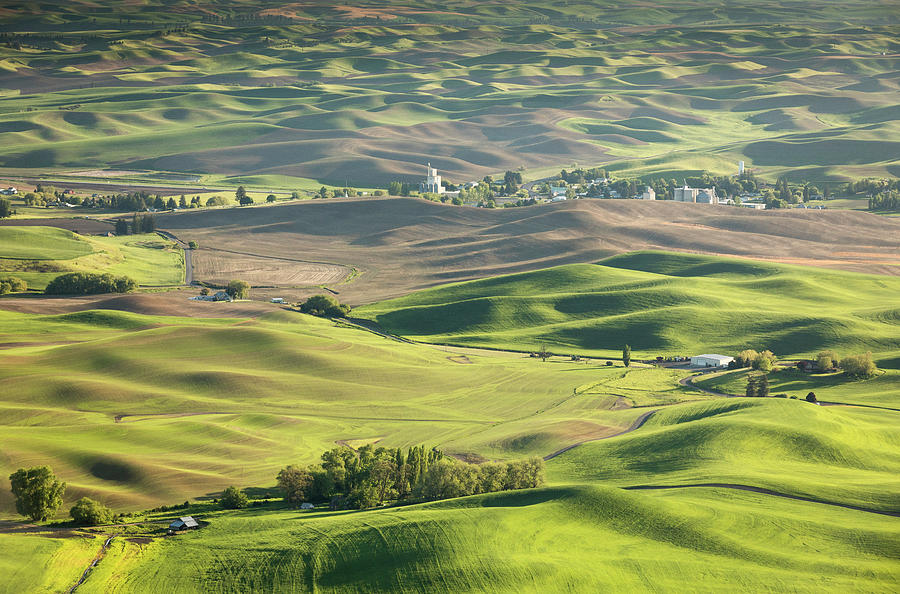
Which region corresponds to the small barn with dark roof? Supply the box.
[169,516,199,531]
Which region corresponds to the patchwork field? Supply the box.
[155,197,900,303]
[1,2,899,592]
[0,226,184,289]
[0,1,897,187]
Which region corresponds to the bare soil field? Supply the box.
[191,248,350,287]
[0,291,276,317]
[156,197,900,305]
[0,217,113,234]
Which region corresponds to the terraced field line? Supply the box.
[623,484,900,517]
[543,410,657,461]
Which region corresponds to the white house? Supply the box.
[640,186,656,200]
[0,187,17,195]
[551,196,567,202]
[270,297,285,304]
[690,354,734,368]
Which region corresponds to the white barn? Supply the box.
[691,354,734,368]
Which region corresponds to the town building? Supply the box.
[675,184,719,204]
[421,163,445,194]
[640,186,656,200]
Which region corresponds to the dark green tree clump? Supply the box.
[220,486,249,509]
[9,466,66,522]
[299,294,350,318]
[131,213,155,234]
[266,194,277,203]
[745,373,769,397]
[278,445,544,510]
[45,272,136,295]
[70,497,114,525]
[0,198,11,218]
[114,219,129,236]
[623,344,631,367]
[0,276,27,295]
[236,186,253,206]
[226,279,250,299]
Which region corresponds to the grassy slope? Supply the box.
[0,307,686,513]
[357,251,900,361]
[72,485,897,593]
[0,226,184,288]
[0,304,897,592]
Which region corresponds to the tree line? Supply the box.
[276,444,545,510]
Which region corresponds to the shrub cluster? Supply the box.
[45,272,136,295]
[278,444,544,510]
[0,276,26,295]
[70,497,114,526]
[220,485,249,509]
[841,352,877,378]
[299,294,350,318]
[734,349,777,371]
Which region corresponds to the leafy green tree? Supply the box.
[226,279,250,299]
[318,186,333,199]
[0,198,11,218]
[388,181,402,196]
[277,465,314,506]
[623,344,631,367]
[266,194,276,203]
[188,241,199,249]
[153,196,165,210]
[753,350,776,372]
[70,497,113,525]
[817,350,838,371]
[220,486,249,509]
[841,352,877,378]
[179,195,187,208]
[114,219,128,235]
[806,392,818,403]
[299,294,350,318]
[236,186,250,205]
[0,276,27,295]
[45,272,135,295]
[206,195,228,207]
[737,349,758,368]
[291,191,301,200]
[9,466,66,522]
[166,197,177,210]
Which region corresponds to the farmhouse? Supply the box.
[0,187,17,195]
[169,516,198,531]
[691,354,734,368]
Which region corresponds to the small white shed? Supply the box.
[691,354,734,368]
[300,502,314,510]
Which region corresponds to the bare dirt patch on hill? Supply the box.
[156,197,900,305]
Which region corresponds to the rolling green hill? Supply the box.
[0,2,897,184]
[0,226,184,289]
[356,251,900,361]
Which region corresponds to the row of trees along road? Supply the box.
[278,444,544,510]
